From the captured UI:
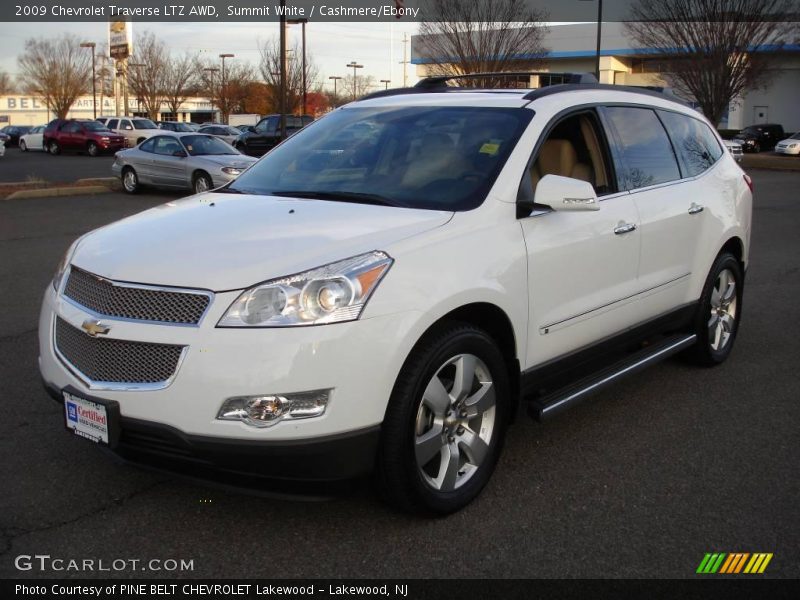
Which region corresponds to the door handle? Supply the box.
[614,222,637,235]
[688,203,704,215]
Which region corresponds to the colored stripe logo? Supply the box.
[697,553,773,574]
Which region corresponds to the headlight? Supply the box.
[218,251,393,327]
[221,166,243,175]
[789,144,798,149]
[52,237,83,291]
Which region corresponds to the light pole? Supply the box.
[288,19,308,115]
[279,1,288,139]
[128,63,145,117]
[204,67,219,122]
[219,53,235,124]
[579,0,603,81]
[346,61,363,100]
[80,42,97,119]
[328,76,342,108]
[380,79,391,90]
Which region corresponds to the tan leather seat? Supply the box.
[401,133,470,188]
[530,139,593,189]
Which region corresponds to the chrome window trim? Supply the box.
[51,316,189,392]
[61,266,214,327]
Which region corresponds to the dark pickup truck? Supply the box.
[233,114,314,157]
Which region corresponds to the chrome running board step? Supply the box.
[527,333,697,421]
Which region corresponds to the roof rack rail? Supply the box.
[414,71,598,89]
[521,83,690,106]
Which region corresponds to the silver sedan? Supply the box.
[112,132,258,195]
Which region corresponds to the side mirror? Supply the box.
[534,174,600,212]
[172,149,187,157]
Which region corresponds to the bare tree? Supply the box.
[258,39,319,113]
[17,35,91,118]
[416,0,548,86]
[127,32,168,120]
[343,74,377,99]
[625,0,798,125]
[197,58,255,122]
[0,70,14,95]
[163,52,197,119]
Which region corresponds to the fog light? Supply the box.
[217,389,330,428]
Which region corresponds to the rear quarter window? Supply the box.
[658,111,722,177]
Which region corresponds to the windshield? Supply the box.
[83,121,109,132]
[229,106,532,211]
[790,132,800,140]
[182,135,239,156]
[132,119,158,130]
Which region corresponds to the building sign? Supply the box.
[109,18,131,59]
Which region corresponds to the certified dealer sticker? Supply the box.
[63,392,109,444]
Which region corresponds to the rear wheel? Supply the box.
[87,141,99,157]
[685,252,743,366]
[376,323,510,515]
[48,140,60,155]
[122,167,139,194]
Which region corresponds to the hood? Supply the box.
[194,154,258,168]
[71,193,453,290]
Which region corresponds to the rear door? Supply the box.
[600,106,700,319]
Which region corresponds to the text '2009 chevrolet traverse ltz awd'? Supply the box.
[39,73,752,514]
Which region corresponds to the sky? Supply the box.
[0,21,422,93]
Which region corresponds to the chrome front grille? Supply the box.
[55,317,185,386]
[63,267,211,325]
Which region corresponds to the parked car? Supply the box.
[102,116,162,147]
[157,121,195,133]
[40,75,752,515]
[19,125,46,152]
[234,114,314,156]
[733,123,785,153]
[1,125,32,147]
[723,139,743,163]
[111,132,257,194]
[42,119,125,156]
[197,124,243,145]
[773,132,800,156]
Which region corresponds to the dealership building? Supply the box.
[411,22,800,131]
[0,95,217,127]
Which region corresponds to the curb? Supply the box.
[4,185,112,200]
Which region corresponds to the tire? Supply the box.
[376,322,511,515]
[193,171,213,194]
[685,252,743,366]
[87,141,99,157]
[753,142,761,153]
[48,141,60,155]
[121,167,139,194]
[19,140,27,152]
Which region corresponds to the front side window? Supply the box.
[106,119,118,130]
[121,120,133,131]
[152,136,184,155]
[139,138,156,153]
[603,107,680,190]
[229,105,533,211]
[658,111,722,177]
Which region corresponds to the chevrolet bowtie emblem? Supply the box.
[81,320,110,337]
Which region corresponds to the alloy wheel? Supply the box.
[708,268,737,351]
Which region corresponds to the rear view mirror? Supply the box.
[534,174,600,212]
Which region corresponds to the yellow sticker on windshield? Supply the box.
[479,142,500,155]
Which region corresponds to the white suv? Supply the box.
[39,75,752,514]
[102,116,162,147]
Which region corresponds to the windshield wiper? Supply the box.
[269,190,404,207]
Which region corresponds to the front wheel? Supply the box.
[376,323,510,515]
[87,141,99,157]
[19,140,27,152]
[193,172,213,194]
[685,252,743,366]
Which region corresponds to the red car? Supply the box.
[43,119,125,157]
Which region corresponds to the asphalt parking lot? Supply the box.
[0,147,116,183]
[0,171,798,579]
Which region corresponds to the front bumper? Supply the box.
[39,279,419,479]
[774,146,800,155]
